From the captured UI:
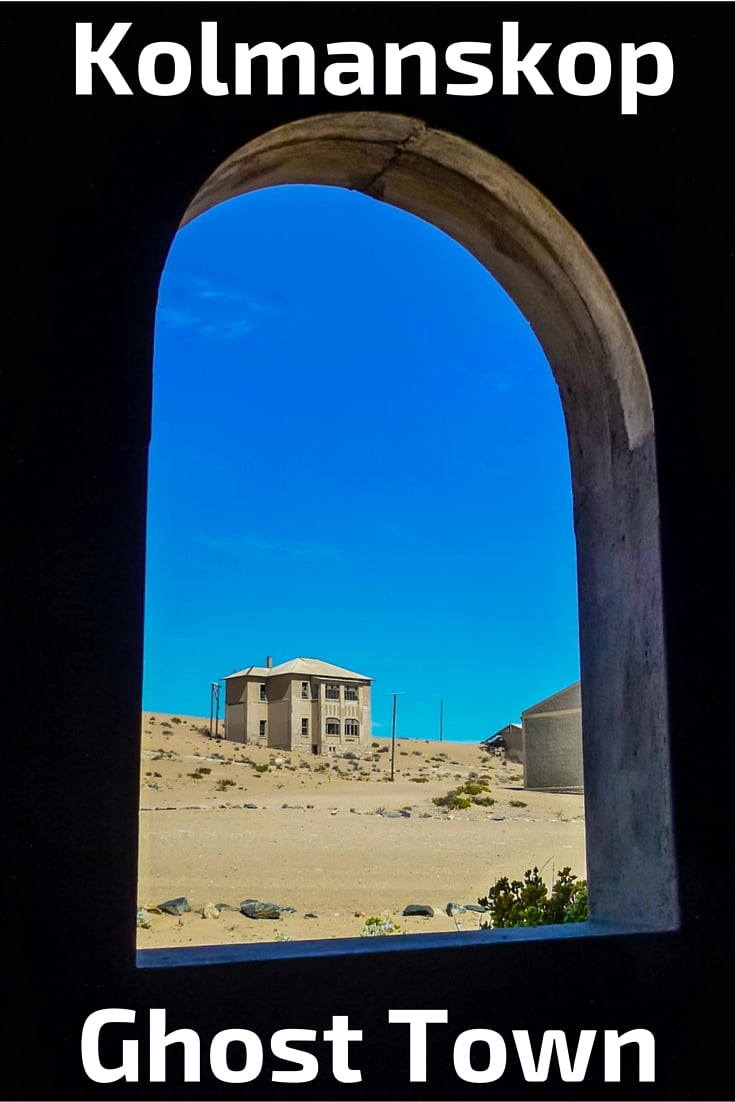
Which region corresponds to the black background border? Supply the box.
[4,4,733,1099]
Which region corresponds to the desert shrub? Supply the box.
[509,799,528,808]
[378,746,389,754]
[361,916,400,937]
[432,791,472,811]
[187,772,203,780]
[461,783,489,796]
[171,717,181,724]
[473,796,495,807]
[216,778,237,791]
[195,766,211,775]
[479,867,588,928]
[410,777,429,783]
[252,763,270,773]
[508,774,523,783]
[372,742,379,748]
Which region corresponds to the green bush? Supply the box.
[461,783,489,796]
[432,792,472,810]
[432,781,493,810]
[361,915,401,937]
[216,777,237,791]
[479,867,588,928]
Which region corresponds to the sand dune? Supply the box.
[137,713,586,949]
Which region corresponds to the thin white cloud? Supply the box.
[157,274,275,341]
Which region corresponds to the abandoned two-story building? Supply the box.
[223,656,372,753]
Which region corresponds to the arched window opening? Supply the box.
[138,113,677,967]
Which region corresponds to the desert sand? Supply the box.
[137,713,586,950]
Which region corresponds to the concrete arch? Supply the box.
[180,112,677,931]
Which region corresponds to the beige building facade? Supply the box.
[522,681,583,791]
[223,656,372,753]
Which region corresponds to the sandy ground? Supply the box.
[137,713,586,949]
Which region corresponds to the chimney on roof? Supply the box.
[266,656,273,669]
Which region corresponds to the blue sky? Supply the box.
[143,184,579,741]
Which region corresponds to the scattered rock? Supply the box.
[492,815,506,821]
[304,913,318,919]
[215,903,237,911]
[136,908,152,929]
[242,803,258,809]
[464,904,489,913]
[403,904,435,917]
[158,897,189,916]
[447,902,467,915]
[202,902,220,920]
[240,899,283,920]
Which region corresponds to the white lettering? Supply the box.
[604,1028,656,1082]
[513,1029,596,1083]
[446,42,493,96]
[558,41,612,97]
[149,1008,201,1082]
[208,1029,263,1084]
[323,1015,363,1083]
[75,22,132,95]
[502,21,553,95]
[388,1008,448,1082]
[271,1029,319,1084]
[138,42,192,97]
[385,42,436,95]
[324,42,374,96]
[201,22,228,96]
[453,1029,507,1083]
[621,42,674,115]
[81,1008,138,1084]
[234,42,315,95]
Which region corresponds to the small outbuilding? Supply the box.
[521,681,583,792]
[481,723,524,763]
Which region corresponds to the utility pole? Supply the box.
[386,692,406,781]
[210,681,221,739]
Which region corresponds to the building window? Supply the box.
[344,686,358,701]
[259,720,266,738]
[325,719,340,736]
[325,684,340,701]
[301,682,309,699]
[301,718,309,737]
[345,719,359,738]
[259,684,267,701]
